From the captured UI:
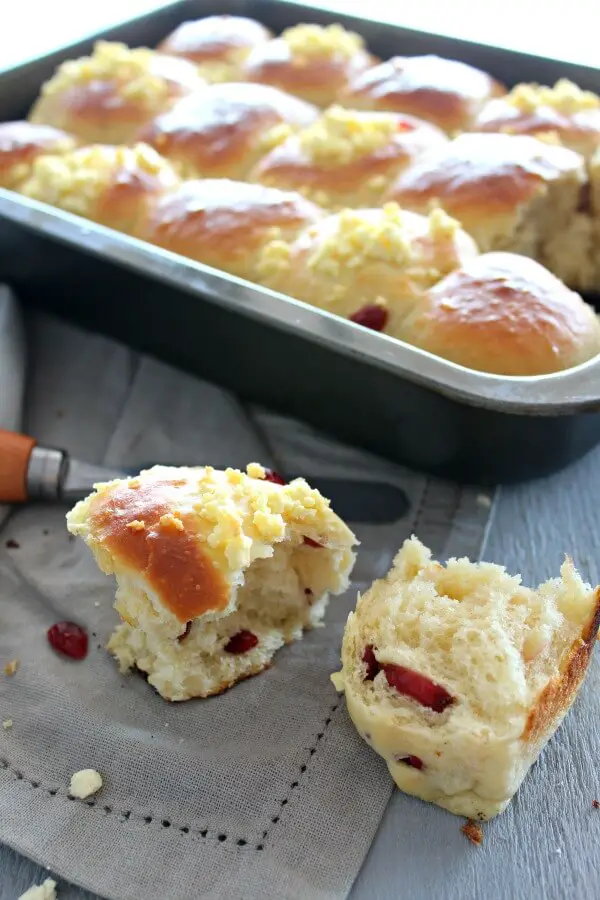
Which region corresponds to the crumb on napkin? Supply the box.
[69,768,103,799]
[18,878,57,900]
[461,820,484,845]
[4,658,19,676]
[2,718,13,729]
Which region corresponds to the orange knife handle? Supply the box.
[0,429,37,502]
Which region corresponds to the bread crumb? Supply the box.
[2,718,13,729]
[298,106,398,166]
[126,519,146,531]
[282,23,364,60]
[476,494,492,509]
[461,820,484,845]
[507,78,600,114]
[593,799,600,808]
[69,768,103,799]
[4,659,19,676]
[18,878,57,900]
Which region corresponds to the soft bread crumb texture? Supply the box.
[258,203,478,338]
[18,880,57,900]
[19,143,179,232]
[67,464,357,701]
[69,768,103,799]
[334,536,600,820]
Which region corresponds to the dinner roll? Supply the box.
[20,143,179,234]
[472,79,600,161]
[157,15,272,82]
[138,82,318,180]
[332,535,600,820]
[29,41,205,145]
[243,23,374,108]
[339,55,505,134]
[250,105,448,210]
[386,132,593,286]
[67,463,357,701]
[0,121,77,190]
[401,252,600,375]
[136,178,324,282]
[258,203,478,339]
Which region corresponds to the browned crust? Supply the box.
[523,586,600,744]
[136,178,323,275]
[339,55,506,134]
[461,821,484,845]
[89,476,230,622]
[243,38,374,107]
[251,114,447,206]
[138,82,318,180]
[386,133,583,221]
[0,121,77,188]
[29,54,203,145]
[136,659,273,701]
[157,15,272,64]
[402,252,600,376]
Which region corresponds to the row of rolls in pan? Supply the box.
[2,15,600,375]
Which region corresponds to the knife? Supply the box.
[0,429,410,525]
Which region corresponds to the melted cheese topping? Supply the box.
[281,23,364,61]
[507,79,600,115]
[298,106,399,165]
[21,143,178,215]
[41,41,173,107]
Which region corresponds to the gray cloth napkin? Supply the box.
[0,311,494,900]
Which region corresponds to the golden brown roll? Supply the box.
[0,121,77,190]
[242,23,374,108]
[385,132,593,286]
[250,105,448,210]
[401,252,600,375]
[471,80,600,161]
[136,178,324,282]
[20,143,180,234]
[29,41,205,145]
[338,55,506,134]
[257,203,478,338]
[138,82,319,180]
[157,15,273,83]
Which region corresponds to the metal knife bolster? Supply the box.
[27,448,123,505]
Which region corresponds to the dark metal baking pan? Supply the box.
[1,0,600,487]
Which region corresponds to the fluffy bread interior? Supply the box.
[67,463,357,701]
[334,536,599,819]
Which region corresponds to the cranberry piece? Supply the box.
[349,304,388,332]
[397,119,416,132]
[303,537,323,548]
[263,469,286,485]
[224,630,259,654]
[178,621,192,643]
[304,588,313,595]
[383,664,454,713]
[47,621,89,660]
[397,755,424,770]
[5,539,19,549]
[362,644,380,681]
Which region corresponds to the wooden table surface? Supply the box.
[2,2,600,898]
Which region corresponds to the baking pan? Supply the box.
[2,0,600,486]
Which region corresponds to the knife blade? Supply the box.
[0,429,410,525]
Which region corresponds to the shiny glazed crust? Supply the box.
[138,82,319,180]
[29,42,205,145]
[338,55,506,134]
[136,178,324,282]
[157,15,272,82]
[401,252,600,375]
[242,24,375,107]
[250,107,448,210]
[0,121,77,189]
